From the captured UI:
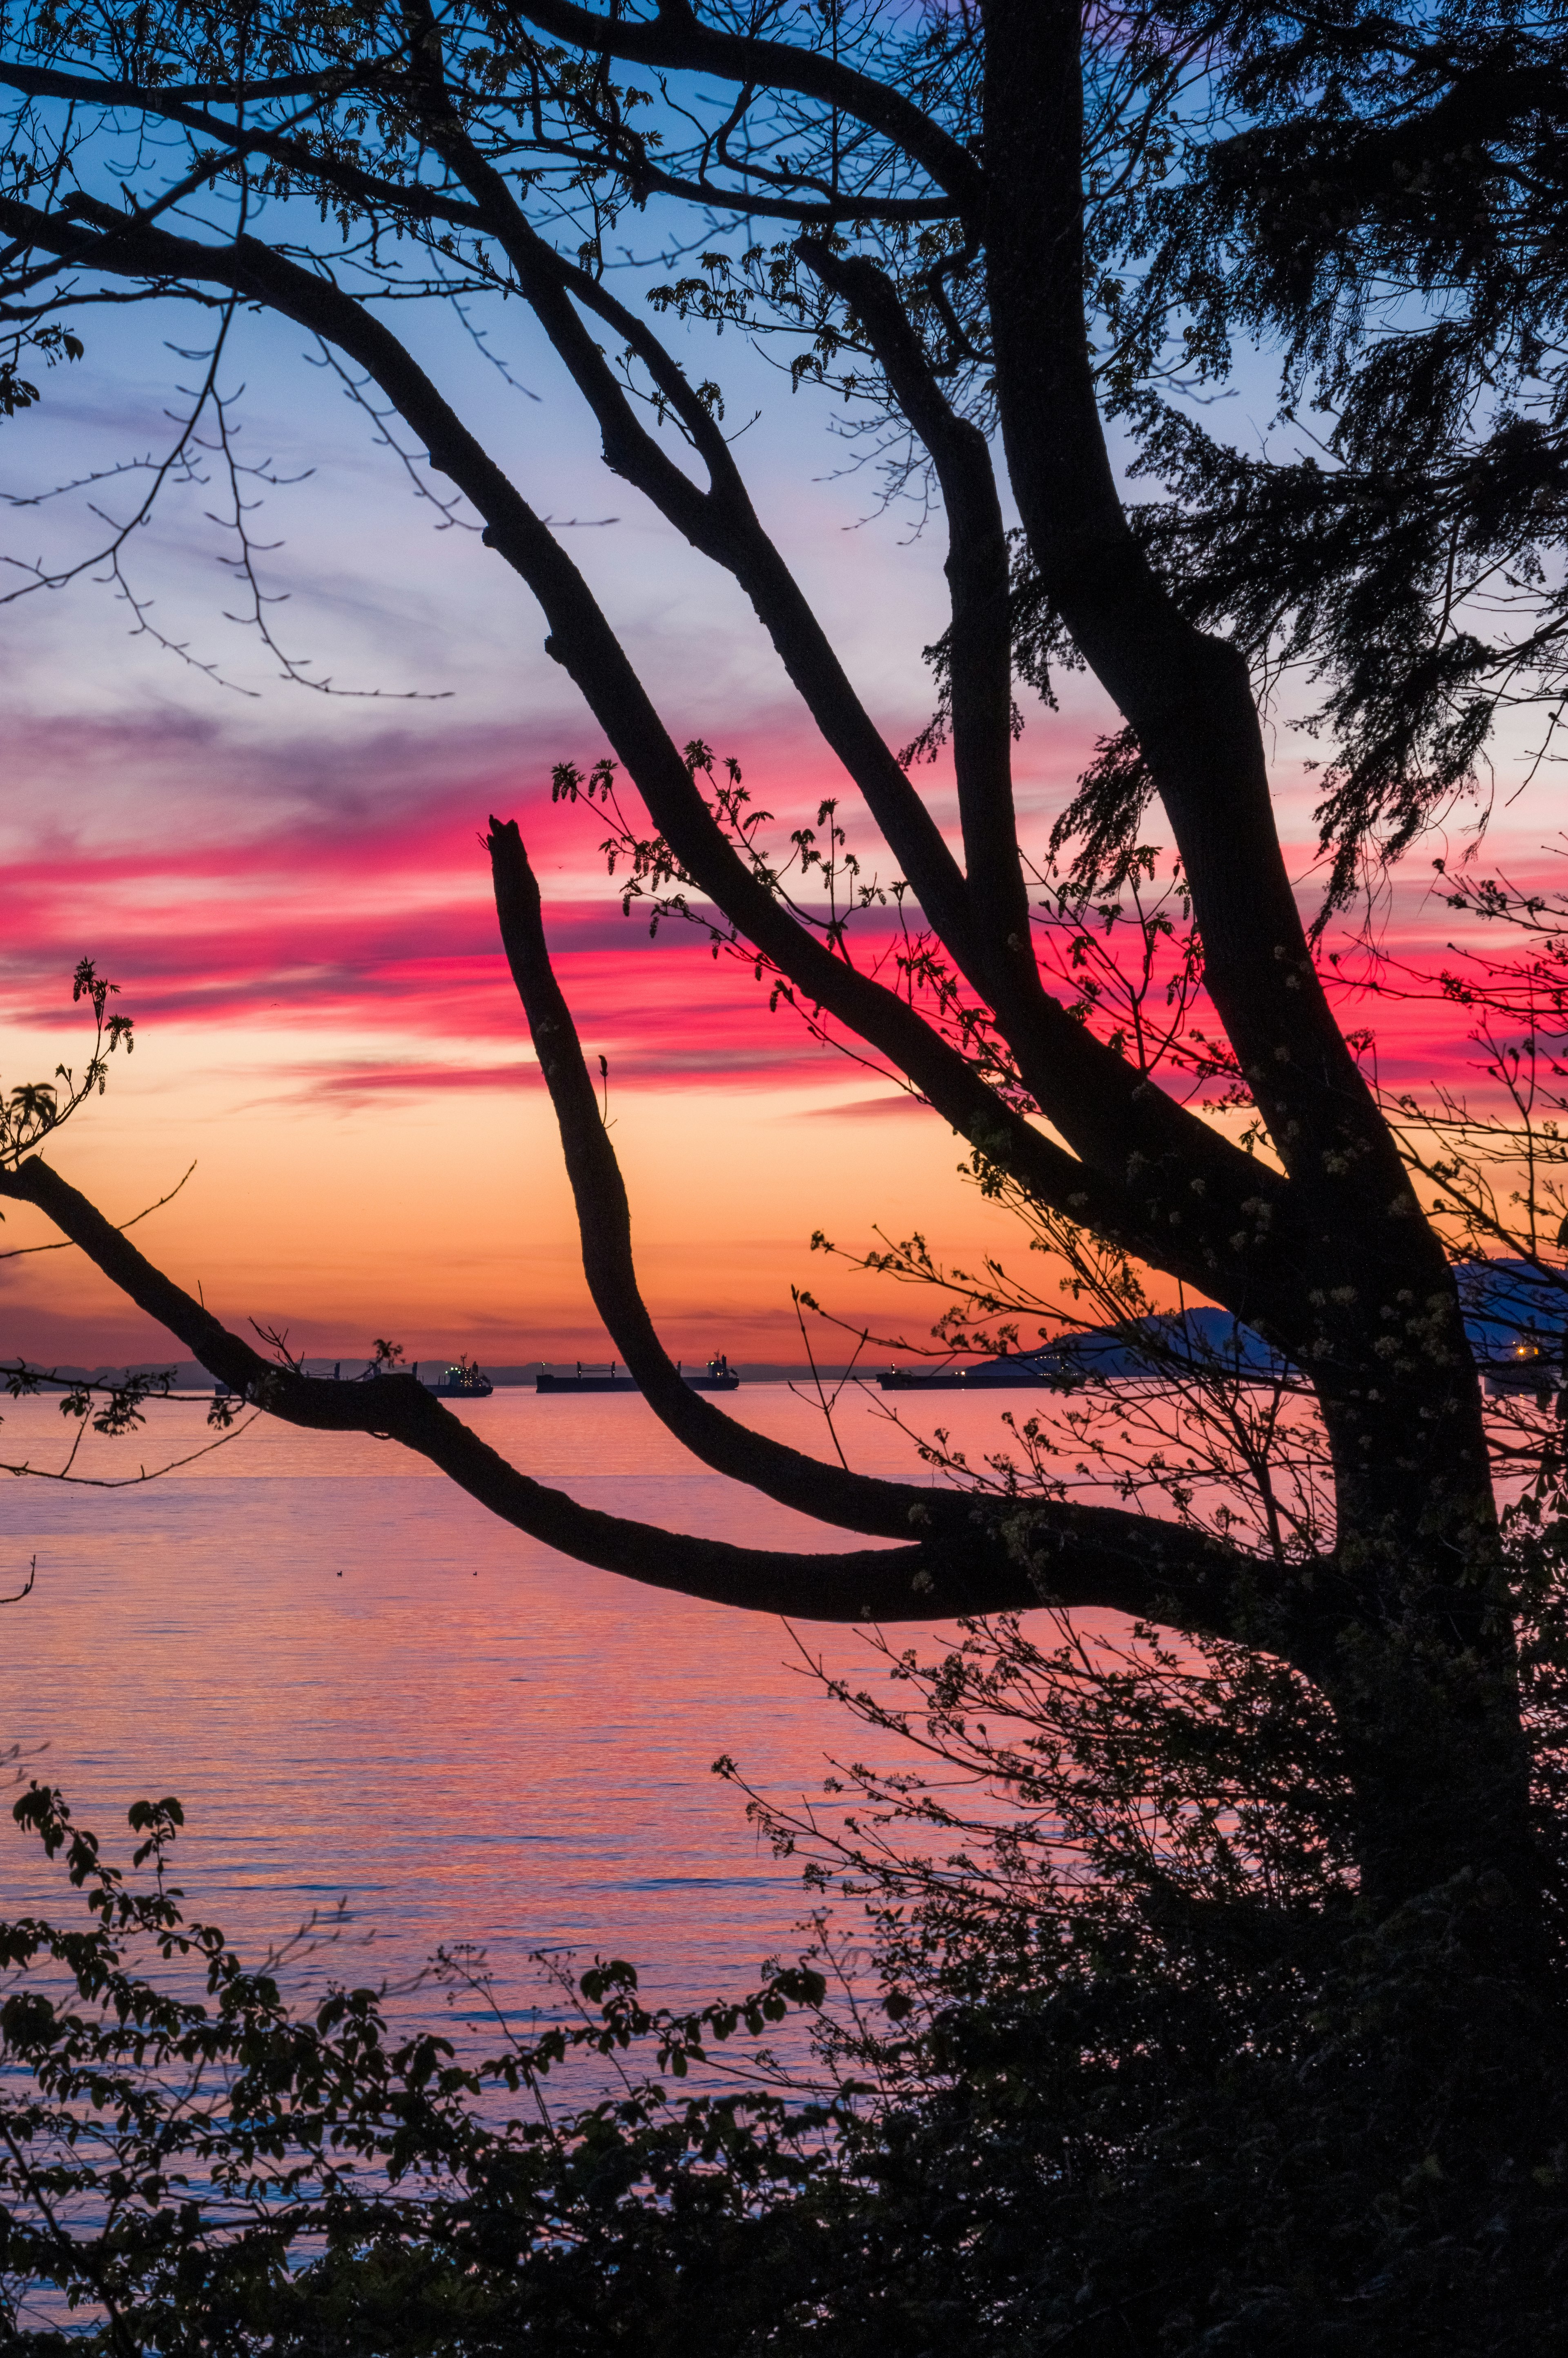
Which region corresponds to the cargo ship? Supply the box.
[879,1351,1058,1391]
[537,1363,637,1393]
[429,1357,494,1399]
[537,1353,741,1394]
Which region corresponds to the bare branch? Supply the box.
[0,1148,1271,1637]
[490,810,969,1536]
[0,1159,196,1263]
[0,1557,36,1605]
[797,238,1024,961]
[4,196,1197,1276]
[400,77,987,983]
[499,0,984,213]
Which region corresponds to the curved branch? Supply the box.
[979,0,1424,1249]
[3,189,1310,1309]
[1,54,975,959]
[0,1558,36,1606]
[576,151,958,225]
[0,1150,1267,1636]
[485,819,1346,1672]
[0,189,1308,1317]
[0,58,958,243]
[501,0,984,214]
[788,238,1307,1268]
[490,812,961,1538]
[361,76,1306,1295]
[0,1160,194,1262]
[0,60,478,234]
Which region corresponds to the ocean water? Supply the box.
[0,1381,1040,2034]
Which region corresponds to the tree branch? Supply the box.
[401,76,987,984]
[500,0,984,214]
[570,150,958,225]
[0,1150,1270,1636]
[797,239,1024,966]
[386,70,1307,1297]
[4,43,986,981]
[787,237,1311,1277]
[0,56,958,230]
[490,812,976,1539]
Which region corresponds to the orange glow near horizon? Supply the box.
[1,767,1078,1367]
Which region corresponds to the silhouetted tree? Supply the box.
[5,22,1568,2330]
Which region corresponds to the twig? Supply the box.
[0,1556,36,1604]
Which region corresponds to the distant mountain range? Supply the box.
[886,1261,1568,1389]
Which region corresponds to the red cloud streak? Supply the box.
[2,733,1522,1110]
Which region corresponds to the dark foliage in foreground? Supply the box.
[7,1429,1568,2358]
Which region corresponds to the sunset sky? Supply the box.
[2,293,1551,1371]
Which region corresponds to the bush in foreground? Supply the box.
[7,1461,1568,2358]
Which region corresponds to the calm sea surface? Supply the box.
[0,1383,1040,2034]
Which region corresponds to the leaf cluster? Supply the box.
[0,961,131,1169]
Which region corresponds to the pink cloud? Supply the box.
[7,689,1524,1115]
[1,703,945,1091]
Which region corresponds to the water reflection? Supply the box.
[1,1384,1025,2024]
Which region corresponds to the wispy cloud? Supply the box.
[2,696,955,1092]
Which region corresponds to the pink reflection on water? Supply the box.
[3,1384,1113,2029]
